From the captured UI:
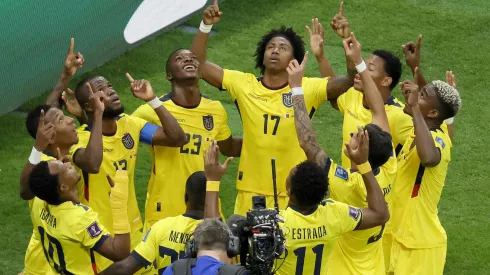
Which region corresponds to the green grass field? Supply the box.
[1,0,489,273]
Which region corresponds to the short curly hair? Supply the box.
[290,160,328,208]
[372,50,402,91]
[26,105,53,139]
[254,26,305,74]
[364,124,393,169]
[431,80,462,119]
[29,161,62,205]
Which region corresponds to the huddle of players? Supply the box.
[19,1,461,275]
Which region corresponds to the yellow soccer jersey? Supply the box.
[222,69,328,197]
[31,200,110,275]
[132,94,231,221]
[325,155,396,275]
[276,201,362,275]
[392,128,451,249]
[337,88,413,168]
[132,214,203,274]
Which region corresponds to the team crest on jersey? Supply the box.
[87,222,102,238]
[203,115,214,131]
[282,92,293,108]
[122,133,135,149]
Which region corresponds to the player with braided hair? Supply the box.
[390,70,461,275]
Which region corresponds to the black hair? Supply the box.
[291,160,328,208]
[185,171,207,210]
[26,105,53,139]
[365,124,393,169]
[372,50,402,91]
[74,75,101,109]
[254,26,305,74]
[29,161,62,205]
[166,48,187,75]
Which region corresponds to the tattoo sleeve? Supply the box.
[292,95,329,168]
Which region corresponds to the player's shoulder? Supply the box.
[223,69,256,81]
[431,127,451,150]
[41,153,56,161]
[385,96,405,109]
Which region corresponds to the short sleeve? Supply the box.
[324,158,361,201]
[132,103,158,124]
[330,201,363,234]
[302,77,328,110]
[77,208,110,250]
[215,106,232,141]
[431,131,448,152]
[336,93,347,114]
[69,126,91,168]
[392,112,413,150]
[222,69,252,100]
[132,226,159,267]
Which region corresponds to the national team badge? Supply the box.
[203,115,214,131]
[87,222,102,239]
[122,133,135,149]
[282,92,293,108]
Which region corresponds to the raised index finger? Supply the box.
[39,109,45,127]
[339,2,344,15]
[86,82,95,97]
[301,51,309,68]
[214,0,218,5]
[125,72,135,83]
[68,38,74,54]
[416,34,422,51]
[413,67,419,84]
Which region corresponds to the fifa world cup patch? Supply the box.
[334,166,348,180]
[435,136,445,149]
[87,222,102,239]
[348,206,361,220]
[142,228,152,242]
[122,133,135,149]
[203,115,214,131]
[282,92,293,108]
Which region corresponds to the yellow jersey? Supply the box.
[222,69,328,197]
[132,214,203,274]
[132,94,231,222]
[276,200,362,275]
[336,88,413,168]
[392,128,451,249]
[325,155,396,275]
[32,199,110,275]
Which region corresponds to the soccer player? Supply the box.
[132,49,241,228]
[28,158,131,274]
[192,1,355,215]
[290,35,395,274]
[390,71,461,275]
[71,74,186,272]
[98,171,210,275]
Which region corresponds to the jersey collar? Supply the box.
[182,213,204,220]
[256,77,289,90]
[288,204,318,216]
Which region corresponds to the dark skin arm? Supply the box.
[307,18,336,78]
[126,74,186,147]
[216,136,242,157]
[402,35,428,89]
[97,255,143,275]
[96,234,131,262]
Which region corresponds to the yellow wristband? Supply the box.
[357,162,372,174]
[206,181,220,192]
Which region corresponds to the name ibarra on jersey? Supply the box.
[168,230,193,244]
[292,225,327,240]
[40,208,57,228]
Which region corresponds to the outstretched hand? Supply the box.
[344,126,369,165]
[306,18,325,58]
[62,88,84,118]
[126,73,156,102]
[402,35,422,71]
[203,0,222,25]
[64,38,84,77]
[34,109,56,152]
[342,32,362,65]
[287,52,309,88]
[204,140,233,182]
[330,2,350,39]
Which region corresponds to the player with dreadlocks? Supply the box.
[192,1,356,215]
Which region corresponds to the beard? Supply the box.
[102,105,125,119]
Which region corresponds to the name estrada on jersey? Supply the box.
[276,200,362,275]
[69,114,159,271]
[32,199,110,275]
[222,69,328,199]
[132,93,231,223]
[392,128,451,249]
[325,154,397,275]
[131,214,203,274]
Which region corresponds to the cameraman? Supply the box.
[164,141,247,275]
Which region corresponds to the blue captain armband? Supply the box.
[140,123,159,145]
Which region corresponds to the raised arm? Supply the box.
[204,141,233,219]
[307,18,335,78]
[46,38,84,109]
[96,173,131,261]
[191,1,225,89]
[343,33,390,133]
[289,52,329,168]
[345,127,389,230]
[401,70,441,167]
[126,74,186,147]
[445,71,456,140]
[72,84,105,173]
[402,35,428,88]
[20,110,55,200]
